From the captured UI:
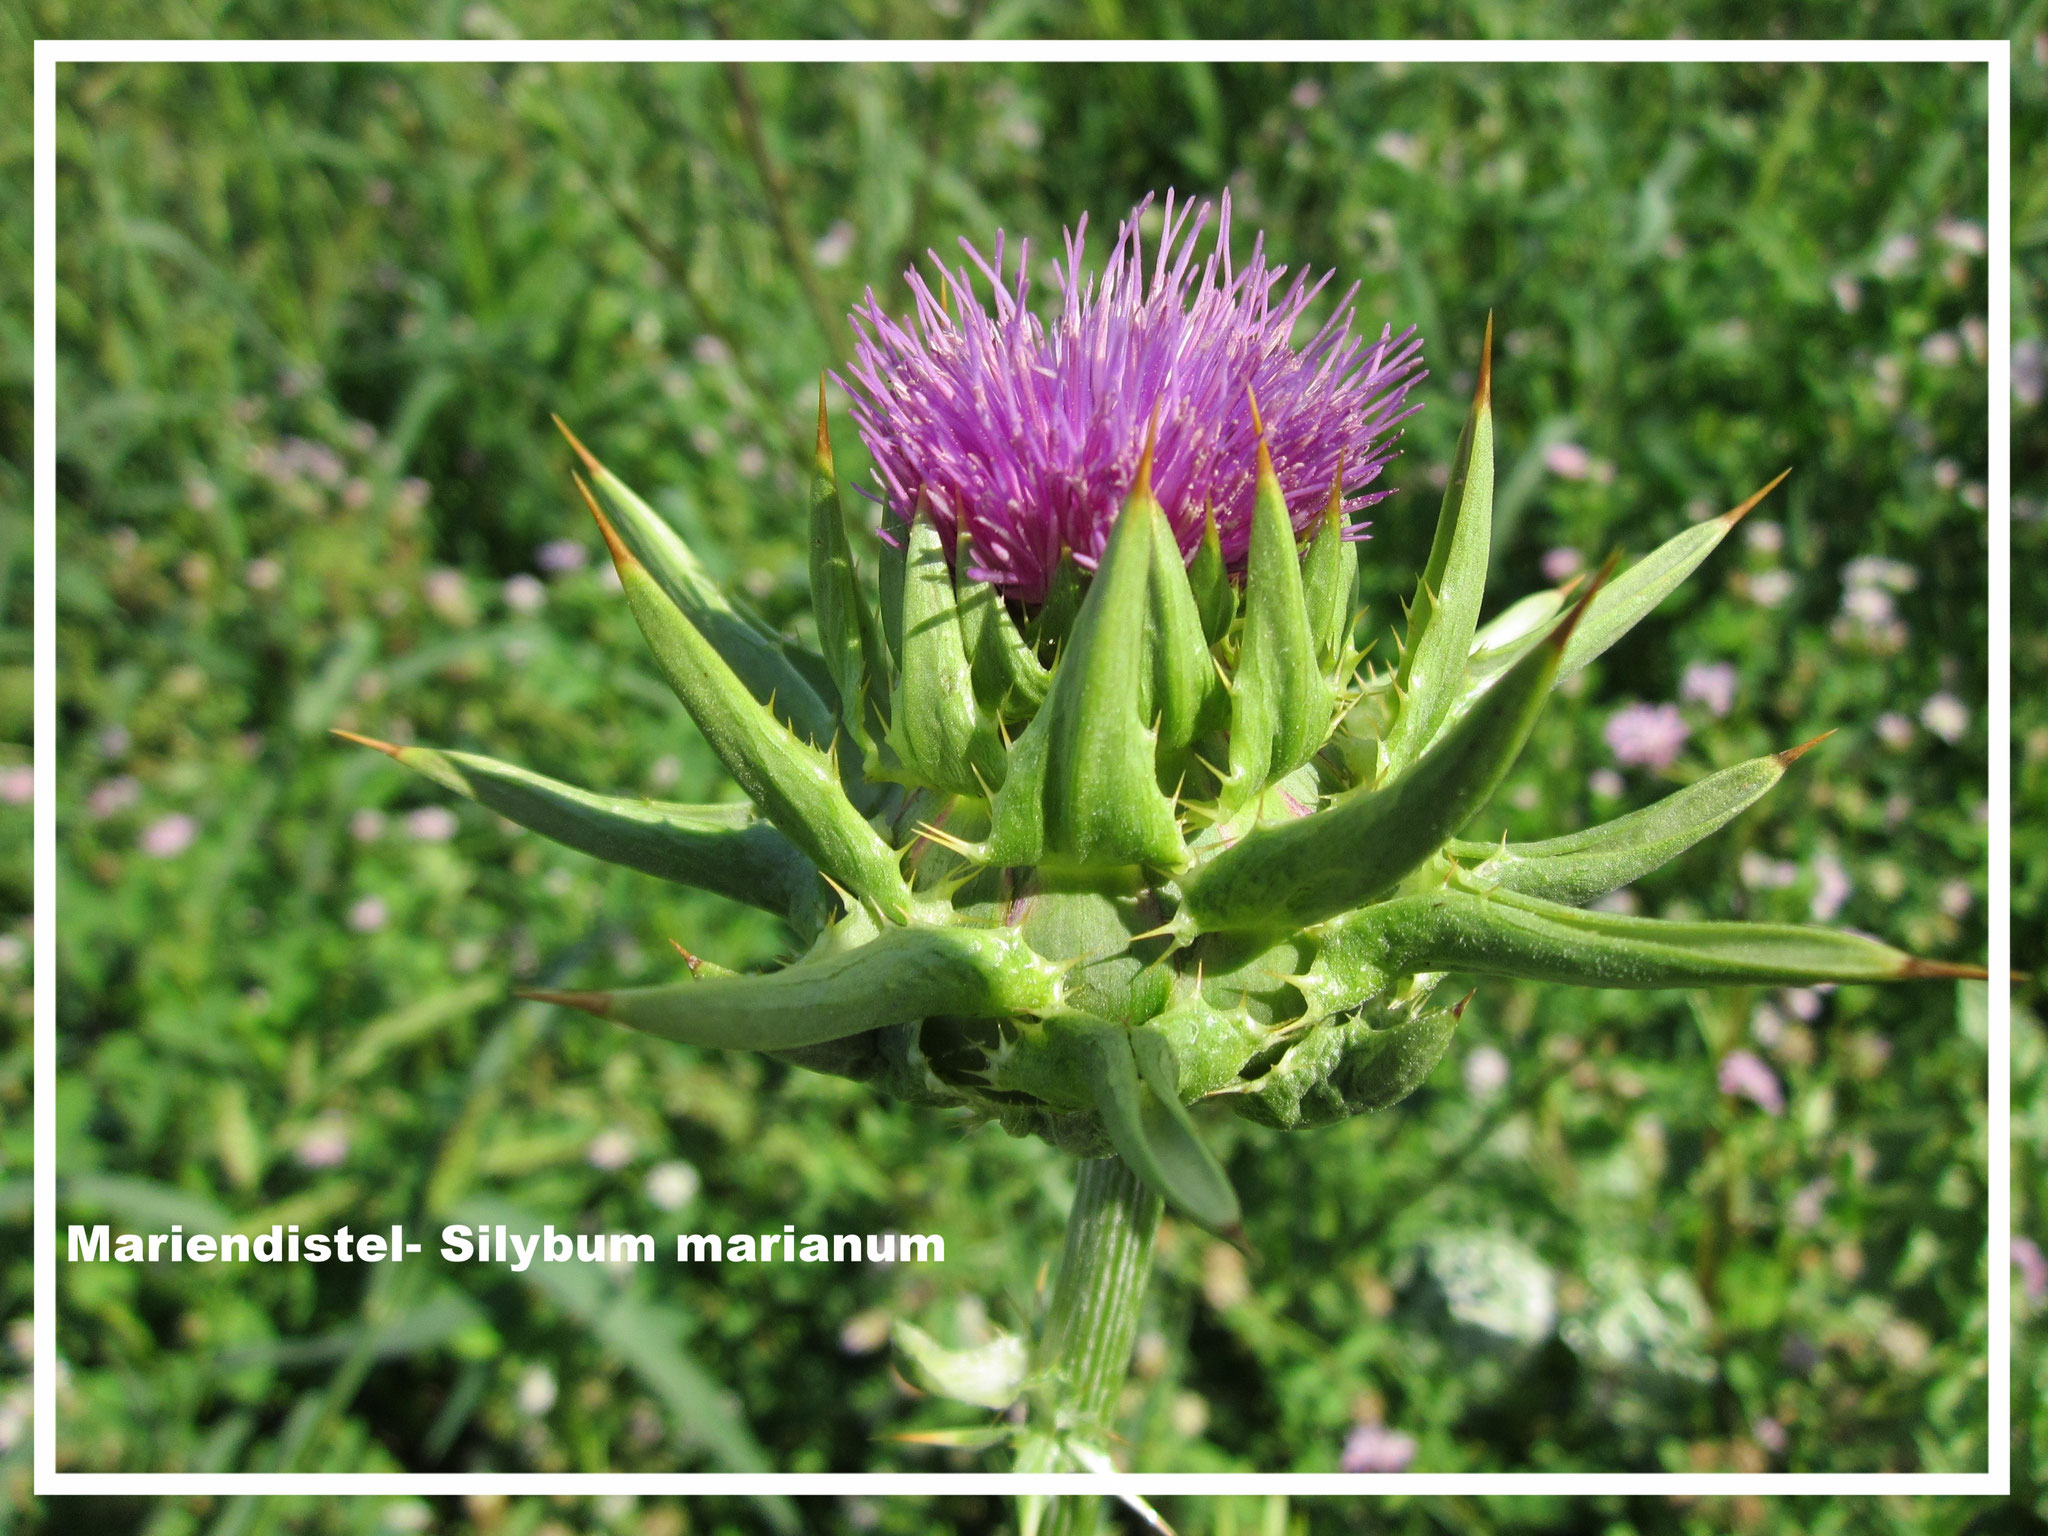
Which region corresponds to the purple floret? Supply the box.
[837,190,1425,603]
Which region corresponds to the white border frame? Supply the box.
[32,35,2012,1499]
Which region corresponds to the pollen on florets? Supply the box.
[838,189,1426,602]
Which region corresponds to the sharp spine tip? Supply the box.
[551,414,602,473]
[1776,729,1837,765]
[1551,550,1620,651]
[572,470,637,571]
[1719,467,1794,527]
[1476,311,1494,409]
[329,728,403,758]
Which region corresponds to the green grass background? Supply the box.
[3,3,2041,1534]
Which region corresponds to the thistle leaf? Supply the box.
[525,924,1063,1050]
[1381,318,1493,776]
[1559,469,1790,680]
[879,509,909,672]
[1030,549,1085,662]
[956,540,1050,724]
[1081,1023,1240,1235]
[1188,506,1236,644]
[984,490,1188,872]
[1300,472,1358,675]
[887,509,1008,798]
[1232,998,1464,1131]
[1226,420,1331,802]
[1470,583,1573,662]
[891,1321,1027,1411]
[556,419,837,751]
[809,382,888,748]
[335,733,829,937]
[1332,885,1985,987]
[581,478,916,922]
[1444,738,1823,906]
[1141,480,1224,760]
[1186,577,1594,933]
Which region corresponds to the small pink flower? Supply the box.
[1718,1049,1785,1115]
[139,813,198,858]
[1463,1045,1509,1099]
[1810,853,1852,922]
[1543,442,1592,480]
[537,538,588,574]
[1920,693,1969,744]
[503,573,547,615]
[405,806,459,843]
[1540,546,1583,583]
[1604,702,1689,770]
[2014,1237,2048,1301]
[296,1117,350,1169]
[1679,661,1737,718]
[0,766,31,805]
[1341,1422,1417,1473]
[88,776,141,819]
[348,895,389,933]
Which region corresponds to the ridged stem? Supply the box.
[1035,1156,1163,1536]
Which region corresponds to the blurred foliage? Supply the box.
[0,3,2033,1533]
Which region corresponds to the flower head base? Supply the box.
[841,191,1425,601]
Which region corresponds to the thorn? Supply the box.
[911,821,979,858]
[1898,957,1993,981]
[816,372,833,464]
[1775,729,1837,766]
[1126,920,1182,944]
[330,727,403,758]
[1476,311,1494,410]
[1245,385,1264,440]
[1718,467,1793,528]
[551,413,603,476]
[1136,406,1160,500]
[818,870,859,913]
[1555,572,1586,599]
[668,938,706,976]
[1324,449,1349,522]
[1451,988,1477,1019]
[572,470,638,574]
[514,987,613,1017]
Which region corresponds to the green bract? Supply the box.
[344,352,1979,1237]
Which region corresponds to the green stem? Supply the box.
[1033,1155,1162,1536]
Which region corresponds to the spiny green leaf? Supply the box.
[336,732,829,936]
[956,537,1050,724]
[1226,416,1331,803]
[1030,548,1084,662]
[581,477,916,922]
[1560,469,1790,680]
[1331,885,1984,988]
[1232,995,1466,1130]
[809,382,887,751]
[887,509,1007,797]
[1079,1022,1240,1234]
[891,1321,1027,1411]
[1186,576,1595,933]
[1444,736,1825,906]
[984,482,1188,872]
[1381,318,1493,776]
[1188,506,1236,644]
[556,418,837,751]
[524,924,1063,1050]
[1143,486,1224,761]
[1300,471,1358,675]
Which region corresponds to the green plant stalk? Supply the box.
[1035,1156,1163,1530]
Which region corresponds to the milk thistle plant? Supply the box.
[341,192,1982,1489]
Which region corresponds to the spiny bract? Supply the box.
[341,206,1976,1237]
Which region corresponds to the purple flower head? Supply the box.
[839,190,1425,602]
